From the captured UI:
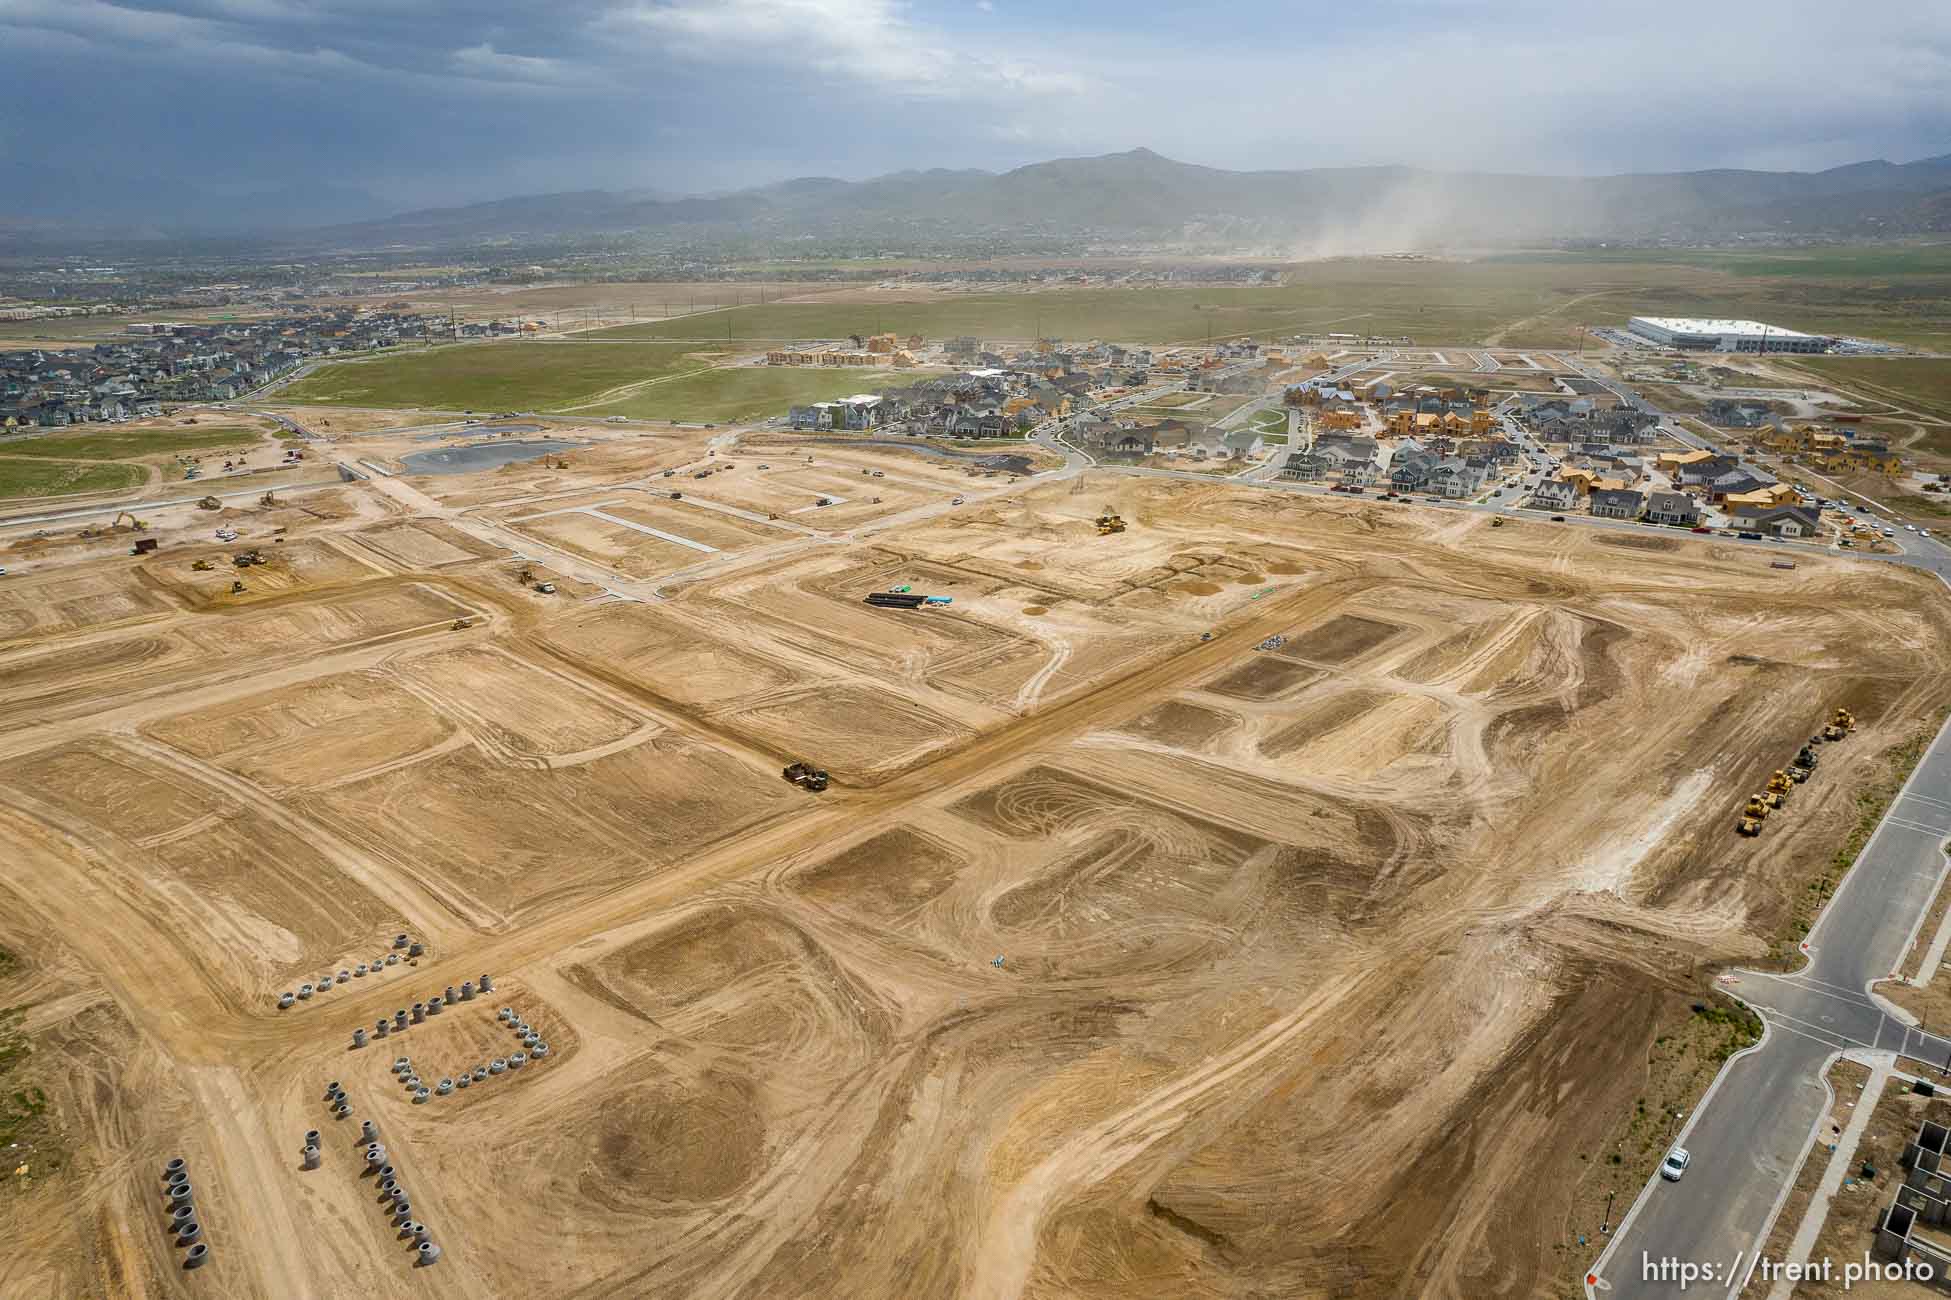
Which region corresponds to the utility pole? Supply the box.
[1602,1189,1616,1235]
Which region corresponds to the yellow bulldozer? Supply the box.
[1766,769,1794,797]
[190,558,214,572]
[1737,814,1762,836]
[1095,509,1126,536]
[1744,795,1772,822]
[1490,516,1506,528]
[1821,707,1857,742]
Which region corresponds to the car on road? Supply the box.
[1660,1147,1691,1182]
[1737,531,1764,540]
[1692,525,1713,533]
[1550,514,1566,522]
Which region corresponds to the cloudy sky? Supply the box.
[3,0,1949,224]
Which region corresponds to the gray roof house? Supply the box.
[1589,488,1645,520]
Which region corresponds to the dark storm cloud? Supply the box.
[1,0,1947,226]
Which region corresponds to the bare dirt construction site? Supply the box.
[2,424,1949,1300]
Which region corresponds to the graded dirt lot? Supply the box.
[2,429,1949,1300]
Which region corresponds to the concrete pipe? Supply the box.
[302,1146,320,1170]
[278,992,295,1009]
[378,1163,396,1183]
[407,942,424,958]
[479,973,493,992]
[171,1203,195,1225]
[393,1010,408,1031]
[176,1221,201,1247]
[460,981,474,1001]
[455,1074,471,1090]
[532,1042,550,1058]
[166,1168,189,1188]
[374,1020,390,1039]
[354,963,368,977]
[436,1078,454,1095]
[364,1144,386,1165]
[425,999,442,1017]
[362,1118,380,1140]
[410,1003,425,1024]
[512,1019,528,1034]
[324,1080,341,1098]
[404,1074,421,1090]
[398,1220,422,1241]
[305,1128,321,1145]
[162,1157,187,1180]
[378,1177,397,1198]
[183,1243,209,1270]
[317,973,332,990]
[170,1182,193,1204]
[497,1008,512,1023]
[384,953,399,966]
[511,1052,528,1069]
[394,933,409,949]
[334,1102,351,1118]
[413,1088,429,1104]
[392,1200,414,1225]
[522,1033,539,1048]
[297,985,312,1000]
[390,1059,409,1076]
[417,1241,442,1266]
[488,1059,506,1076]
[352,1028,367,1049]
[472,1066,488,1082]
[335,970,349,985]
[413,1223,431,1246]
[443,986,455,1005]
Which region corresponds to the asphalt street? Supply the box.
[1588,720,1951,1297]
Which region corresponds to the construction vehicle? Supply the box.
[1490,516,1506,528]
[1737,815,1762,837]
[1744,795,1771,822]
[197,496,222,511]
[113,510,147,531]
[1822,707,1855,741]
[1759,789,1784,811]
[260,491,279,508]
[231,580,246,594]
[782,761,830,792]
[232,550,266,567]
[452,617,473,631]
[191,558,214,572]
[1096,509,1126,536]
[535,582,556,594]
[518,565,536,586]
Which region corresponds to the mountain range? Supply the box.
[10,149,1951,249]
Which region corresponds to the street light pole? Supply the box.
[1602,1188,1617,1235]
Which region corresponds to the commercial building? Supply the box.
[1625,317,1831,354]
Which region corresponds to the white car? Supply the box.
[1906,524,1918,532]
[1660,1147,1691,1182]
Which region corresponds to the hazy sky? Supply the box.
[4,0,1949,219]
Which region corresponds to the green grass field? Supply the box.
[588,252,1951,352]
[280,341,714,410]
[0,425,262,460]
[0,459,146,500]
[589,367,909,423]
[1787,358,1951,423]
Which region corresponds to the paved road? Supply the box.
[1587,721,1951,1298]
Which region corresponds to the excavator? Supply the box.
[113,510,147,532]
[260,490,280,508]
[782,761,830,793]
[1096,508,1127,536]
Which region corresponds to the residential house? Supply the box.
[1590,488,1645,520]
[1644,491,1702,527]
[1529,478,1580,511]
[1732,504,1822,538]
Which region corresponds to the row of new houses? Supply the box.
[0,310,446,427]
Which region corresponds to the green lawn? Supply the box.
[280,341,713,410]
[0,425,262,460]
[0,459,145,500]
[1787,357,1951,423]
[589,367,909,423]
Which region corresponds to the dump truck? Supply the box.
[783,761,830,792]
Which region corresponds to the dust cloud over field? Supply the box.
[1,428,1946,1300]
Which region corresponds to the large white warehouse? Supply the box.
[1625,317,1831,353]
